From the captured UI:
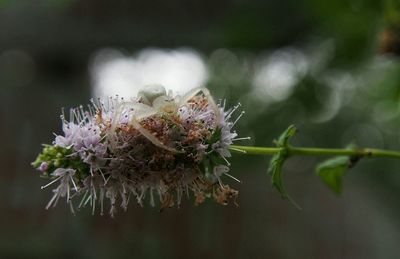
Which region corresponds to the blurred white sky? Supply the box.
[90,48,208,98]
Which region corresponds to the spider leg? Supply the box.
[130,114,182,153]
[198,87,221,121]
[110,100,181,153]
[110,101,154,134]
[108,101,155,149]
[177,87,201,107]
[178,87,221,122]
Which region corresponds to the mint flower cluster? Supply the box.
[32,85,245,216]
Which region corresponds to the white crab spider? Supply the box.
[109,84,221,153]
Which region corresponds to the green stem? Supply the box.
[230,145,400,159]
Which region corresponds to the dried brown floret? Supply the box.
[213,185,239,206]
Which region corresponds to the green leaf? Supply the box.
[316,156,349,195]
[268,151,287,196]
[276,124,297,148]
[268,125,300,208]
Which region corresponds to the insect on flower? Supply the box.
[32,85,249,217]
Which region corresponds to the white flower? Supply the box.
[36,87,246,216]
[211,105,243,159]
[213,165,230,177]
[54,122,81,148]
[178,105,215,128]
[41,168,78,212]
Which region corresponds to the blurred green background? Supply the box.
[1,0,400,258]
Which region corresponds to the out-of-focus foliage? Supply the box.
[385,0,400,25]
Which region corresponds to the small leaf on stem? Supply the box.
[316,156,350,195]
[268,125,300,208]
[316,143,359,195]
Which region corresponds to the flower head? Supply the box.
[32,86,247,216]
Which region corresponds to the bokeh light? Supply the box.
[90,48,208,98]
[252,48,309,103]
